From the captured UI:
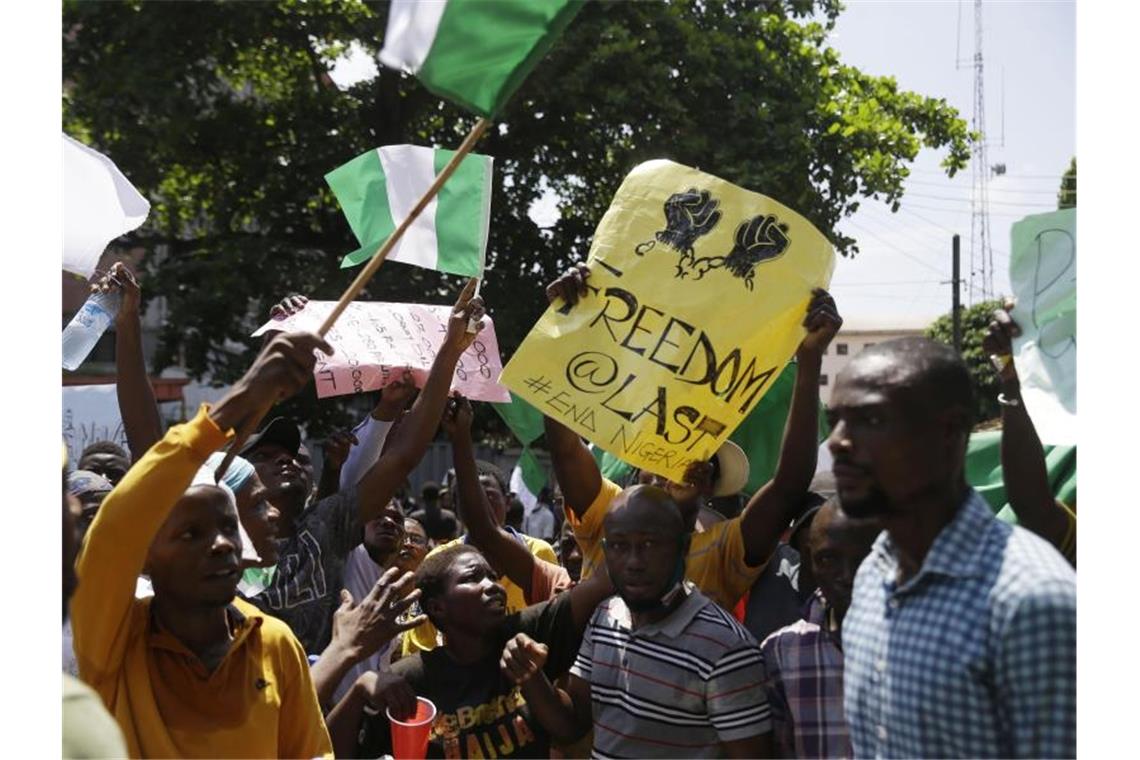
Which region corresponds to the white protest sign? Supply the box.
[252,301,510,403]
[63,384,127,466]
[1009,208,1076,445]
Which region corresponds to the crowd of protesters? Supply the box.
[63,261,1076,759]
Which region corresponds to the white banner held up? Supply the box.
[1009,208,1076,445]
[252,300,510,403]
[63,134,151,278]
[63,385,127,466]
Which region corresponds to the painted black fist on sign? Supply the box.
[721,214,791,290]
[636,187,722,265]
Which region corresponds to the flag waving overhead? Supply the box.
[326,145,493,275]
[379,0,586,118]
[510,447,548,511]
[63,134,150,278]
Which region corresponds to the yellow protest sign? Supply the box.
[500,159,835,482]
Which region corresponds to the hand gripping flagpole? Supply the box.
[215,117,492,482]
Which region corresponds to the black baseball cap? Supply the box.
[238,417,301,458]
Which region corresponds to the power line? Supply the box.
[847,219,946,276]
[900,201,1052,219]
[860,205,1011,264]
[907,166,1073,181]
[904,191,1055,208]
[903,178,1063,196]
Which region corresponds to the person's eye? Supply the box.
[180,529,197,541]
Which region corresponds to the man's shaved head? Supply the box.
[603,485,689,614]
[604,485,685,540]
[841,337,974,436]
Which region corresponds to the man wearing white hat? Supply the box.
[543,264,842,612]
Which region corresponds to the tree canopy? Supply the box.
[1058,156,1076,209]
[926,299,1004,424]
[63,0,972,435]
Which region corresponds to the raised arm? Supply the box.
[103,262,163,460]
[337,374,415,490]
[353,279,486,524]
[984,305,1072,555]
[542,263,604,518]
[73,331,332,687]
[444,395,539,596]
[315,429,357,500]
[738,289,841,566]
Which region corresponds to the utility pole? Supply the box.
[952,234,962,353]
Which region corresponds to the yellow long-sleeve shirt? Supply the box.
[71,405,332,759]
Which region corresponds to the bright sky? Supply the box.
[827,0,1075,326]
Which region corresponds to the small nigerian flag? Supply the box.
[510,447,547,511]
[63,134,150,278]
[379,0,585,118]
[326,144,492,275]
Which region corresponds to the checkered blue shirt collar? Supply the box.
[867,489,995,587]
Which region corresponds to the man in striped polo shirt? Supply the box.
[501,485,773,758]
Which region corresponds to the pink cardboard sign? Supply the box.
[252,300,510,402]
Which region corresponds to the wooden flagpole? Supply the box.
[215,117,492,481]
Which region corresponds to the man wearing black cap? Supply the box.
[543,264,842,612]
[242,280,487,654]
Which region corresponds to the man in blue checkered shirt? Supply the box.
[828,337,1075,759]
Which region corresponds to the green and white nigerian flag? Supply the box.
[379,0,586,118]
[325,144,493,275]
[510,447,548,511]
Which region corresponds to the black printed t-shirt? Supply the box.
[247,489,361,654]
[358,591,579,759]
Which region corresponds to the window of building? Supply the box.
[864,342,875,349]
[819,374,829,386]
[836,343,848,355]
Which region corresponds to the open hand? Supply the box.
[332,566,425,664]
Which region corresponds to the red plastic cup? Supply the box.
[387,697,437,759]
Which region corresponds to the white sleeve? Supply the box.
[338,414,396,490]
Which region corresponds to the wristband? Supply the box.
[997,392,1020,407]
[989,353,1013,373]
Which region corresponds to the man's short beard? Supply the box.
[838,484,893,520]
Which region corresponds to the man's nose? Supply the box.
[827,418,850,457]
[211,531,238,555]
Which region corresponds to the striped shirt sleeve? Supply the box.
[706,642,772,742]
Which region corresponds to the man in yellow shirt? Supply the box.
[71,332,337,759]
[542,264,843,611]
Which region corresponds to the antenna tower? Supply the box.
[968,0,994,302]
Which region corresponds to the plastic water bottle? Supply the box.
[62,290,121,371]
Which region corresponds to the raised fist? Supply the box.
[722,214,790,290]
[655,187,722,259]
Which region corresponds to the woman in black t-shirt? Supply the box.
[327,543,610,759]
